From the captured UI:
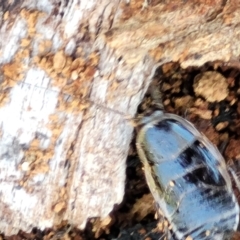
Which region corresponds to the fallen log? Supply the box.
[0,0,240,235]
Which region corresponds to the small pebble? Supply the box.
[193,71,228,102]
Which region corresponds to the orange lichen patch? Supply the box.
[38,40,52,55]
[15,49,31,60]
[51,125,63,139]
[46,117,65,149]
[20,9,45,37]
[36,52,68,77]
[20,38,32,48]
[49,113,60,122]
[16,8,100,100]
[0,92,10,107]
[31,162,50,174]
[0,61,25,106]
[3,11,9,20]
[51,129,64,147]
[71,57,85,70]
[53,50,67,70]
[53,201,67,213]
[19,147,54,190]
[22,147,51,167]
[46,113,65,143]
[30,138,41,148]
[2,62,24,81]
[19,154,50,179]
[0,20,35,107]
[18,116,65,190]
[83,65,96,79]
[34,51,99,99]
[59,188,68,200]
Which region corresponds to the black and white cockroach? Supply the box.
[136,109,240,240]
[134,77,240,240]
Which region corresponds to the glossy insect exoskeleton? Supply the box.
[136,110,239,240]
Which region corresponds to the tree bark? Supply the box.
[0,0,240,235]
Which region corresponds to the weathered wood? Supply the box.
[1,0,240,235]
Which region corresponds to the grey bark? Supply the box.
[0,0,240,235]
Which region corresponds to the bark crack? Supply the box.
[63,112,88,213]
